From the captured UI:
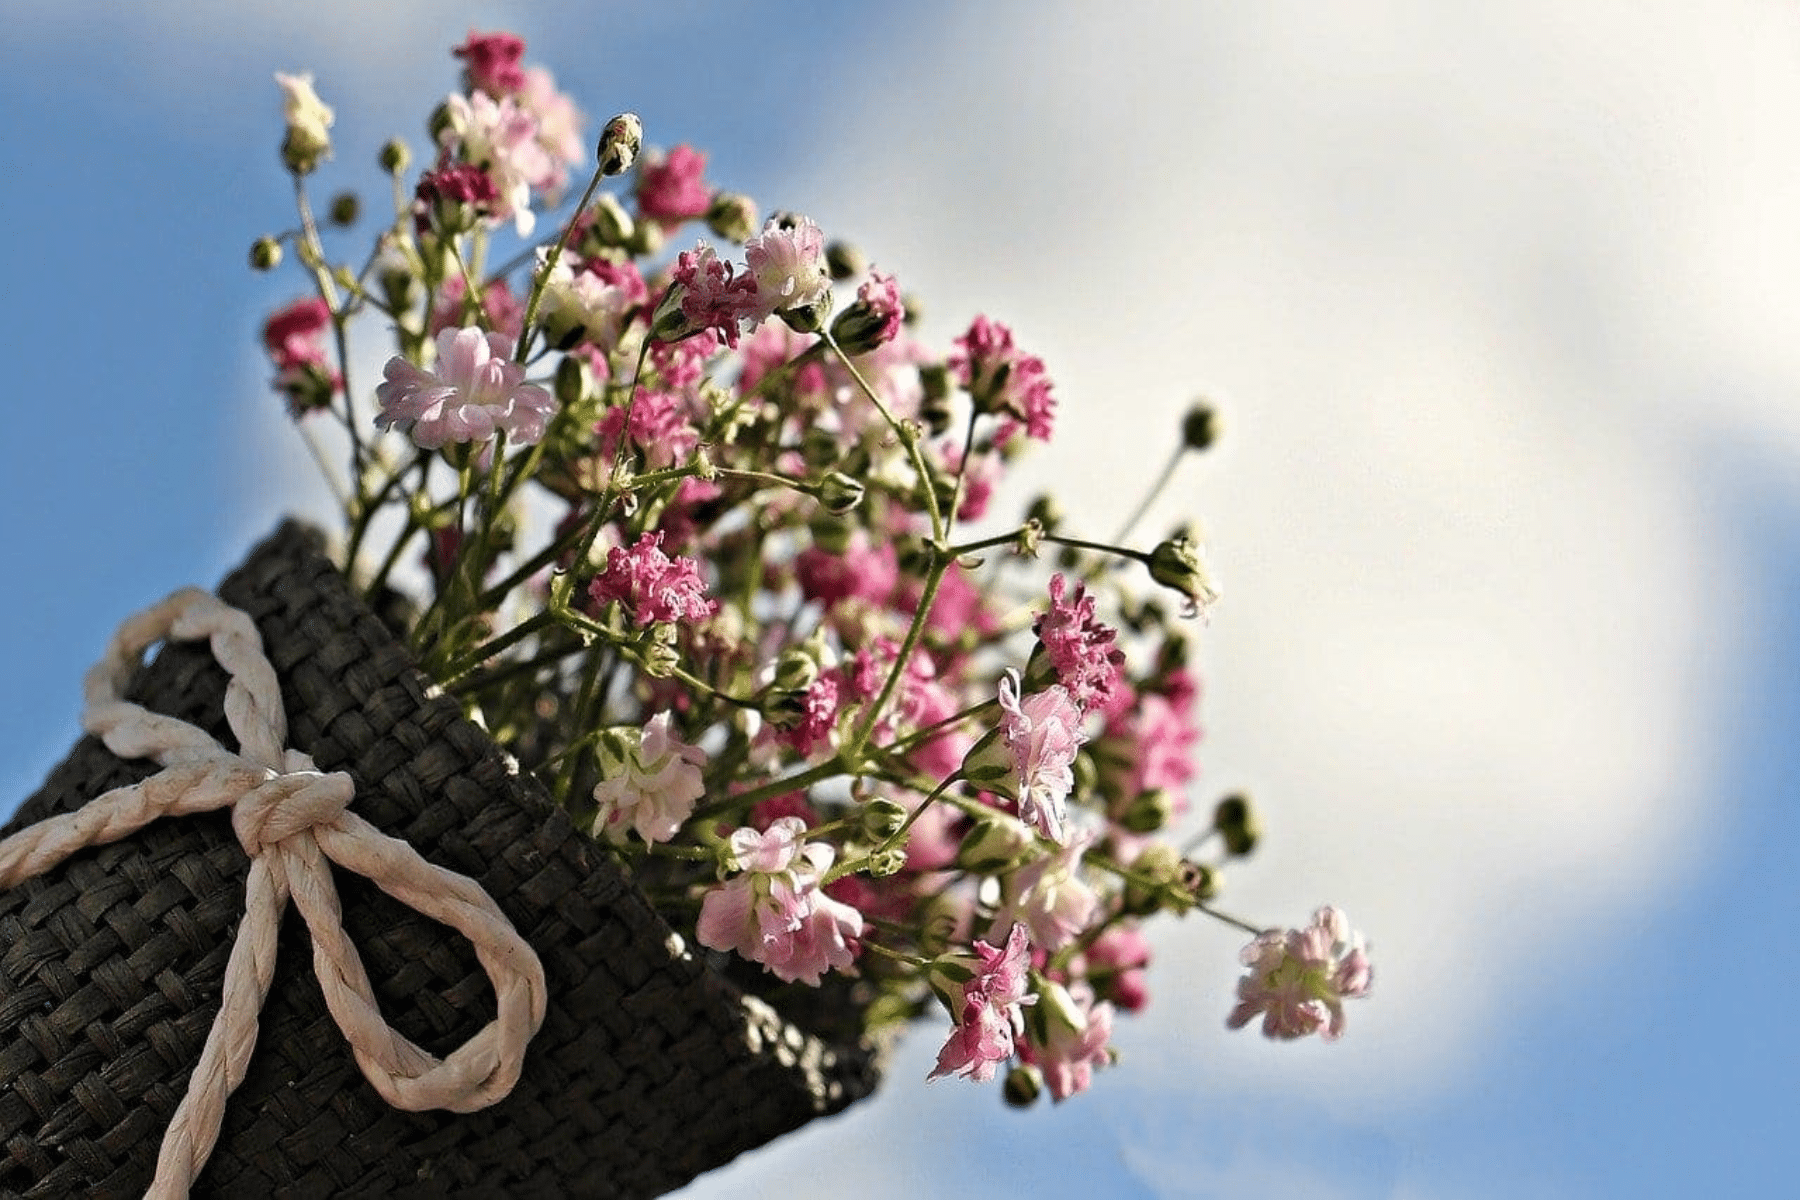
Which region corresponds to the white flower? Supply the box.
[591,714,707,845]
[374,326,555,449]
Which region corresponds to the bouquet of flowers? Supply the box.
[257,29,1370,1119]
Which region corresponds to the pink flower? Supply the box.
[520,66,585,194]
[413,161,501,235]
[1035,574,1125,713]
[950,315,1056,441]
[374,326,555,448]
[262,297,332,371]
[439,90,555,235]
[595,389,700,470]
[1084,923,1152,1012]
[428,272,524,340]
[591,713,707,845]
[636,144,712,225]
[664,244,759,348]
[696,817,864,985]
[999,670,1085,845]
[453,30,528,97]
[794,531,899,608]
[743,216,830,319]
[990,833,1100,952]
[587,531,717,626]
[772,674,842,760]
[1228,906,1373,1041]
[856,268,905,347]
[930,924,1038,1084]
[1024,981,1114,1101]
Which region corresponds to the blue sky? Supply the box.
[3,3,1798,1196]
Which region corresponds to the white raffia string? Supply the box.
[0,588,548,1200]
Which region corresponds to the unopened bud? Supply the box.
[555,354,592,407]
[1025,494,1063,533]
[1122,841,1181,915]
[1145,535,1220,619]
[779,288,833,335]
[586,193,636,249]
[866,847,908,877]
[328,191,360,227]
[1182,401,1220,451]
[861,798,910,842]
[379,137,411,175]
[771,648,820,693]
[1003,1065,1043,1108]
[955,811,1033,874]
[816,471,865,516]
[705,191,759,243]
[825,240,866,281]
[1119,788,1174,835]
[1213,792,1260,857]
[249,236,283,271]
[597,112,643,176]
[918,364,953,435]
[809,514,853,556]
[640,626,680,678]
[628,217,665,258]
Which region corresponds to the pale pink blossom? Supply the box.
[1024,981,1114,1101]
[439,90,555,234]
[950,314,1056,441]
[595,389,700,471]
[990,833,1100,952]
[374,326,554,448]
[587,531,717,626]
[743,216,830,319]
[1084,923,1152,1012]
[520,65,585,194]
[1228,906,1373,1041]
[856,268,905,347]
[696,817,864,985]
[539,253,645,352]
[636,144,712,225]
[1035,573,1125,712]
[591,713,707,845]
[930,924,1038,1083]
[999,670,1085,845]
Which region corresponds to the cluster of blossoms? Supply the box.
[253,32,1369,1108]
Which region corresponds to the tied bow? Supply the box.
[0,589,548,1199]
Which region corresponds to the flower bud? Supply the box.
[586,193,636,250]
[1179,859,1220,901]
[1118,789,1174,835]
[918,363,953,435]
[379,137,411,175]
[1145,535,1220,619]
[628,217,665,258]
[860,797,910,842]
[705,191,759,243]
[1213,792,1260,857]
[809,514,853,556]
[276,72,334,176]
[1122,841,1181,915]
[597,112,644,176]
[1025,493,1063,534]
[825,240,866,281]
[779,288,834,335]
[328,191,360,227]
[555,353,593,407]
[958,728,1016,798]
[816,471,866,516]
[249,236,283,271]
[1003,1064,1043,1108]
[955,811,1033,874]
[866,847,908,877]
[640,625,680,678]
[1182,401,1219,451]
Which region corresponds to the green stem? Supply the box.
[821,328,944,542]
[848,553,947,757]
[1112,443,1186,544]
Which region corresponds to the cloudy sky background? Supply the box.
[3,2,1798,1196]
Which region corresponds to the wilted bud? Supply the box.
[816,471,866,516]
[1003,1065,1044,1108]
[379,137,411,175]
[249,236,283,271]
[1213,792,1260,857]
[327,191,359,227]
[555,354,592,407]
[597,112,644,176]
[860,797,910,842]
[1145,535,1220,619]
[825,240,866,281]
[1182,400,1220,451]
[955,811,1033,874]
[705,191,759,243]
[866,847,908,877]
[1118,789,1174,835]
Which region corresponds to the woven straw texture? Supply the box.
[0,522,879,1198]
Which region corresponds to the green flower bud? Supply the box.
[1122,841,1181,915]
[1118,788,1174,835]
[705,191,759,243]
[816,470,866,516]
[629,217,666,258]
[866,847,908,878]
[1003,1065,1043,1108]
[555,354,592,407]
[597,112,644,176]
[860,797,910,842]
[1182,401,1220,451]
[798,426,841,470]
[640,625,680,678]
[587,193,637,250]
[249,236,283,271]
[379,137,411,176]
[779,288,833,335]
[809,514,853,556]
[918,363,953,435]
[327,191,360,227]
[959,728,1017,799]
[825,240,866,281]
[1145,535,1220,619]
[1213,792,1260,857]
[1180,859,1220,901]
[955,811,1033,874]
[1025,493,1063,533]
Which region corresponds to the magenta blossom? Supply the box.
[1035,573,1125,712]
[588,531,717,626]
[636,144,712,225]
[950,314,1057,441]
[591,713,707,845]
[664,244,759,348]
[930,924,1038,1084]
[453,30,527,96]
[1228,906,1373,1041]
[696,817,864,986]
[374,326,554,448]
[262,297,332,370]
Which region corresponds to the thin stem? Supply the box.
[821,328,944,542]
[848,553,947,758]
[514,164,609,363]
[1111,443,1185,544]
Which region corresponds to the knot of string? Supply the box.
[0,588,547,1200]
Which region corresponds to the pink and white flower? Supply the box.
[374,326,555,448]
[743,216,830,320]
[1228,906,1373,1041]
[990,832,1100,952]
[999,670,1085,845]
[1023,981,1115,1101]
[930,923,1038,1084]
[950,314,1056,441]
[591,713,706,845]
[439,90,556,234]
[696,817,864,985]
[662,244,759,348]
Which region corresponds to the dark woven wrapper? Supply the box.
[0,522,880,1198]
